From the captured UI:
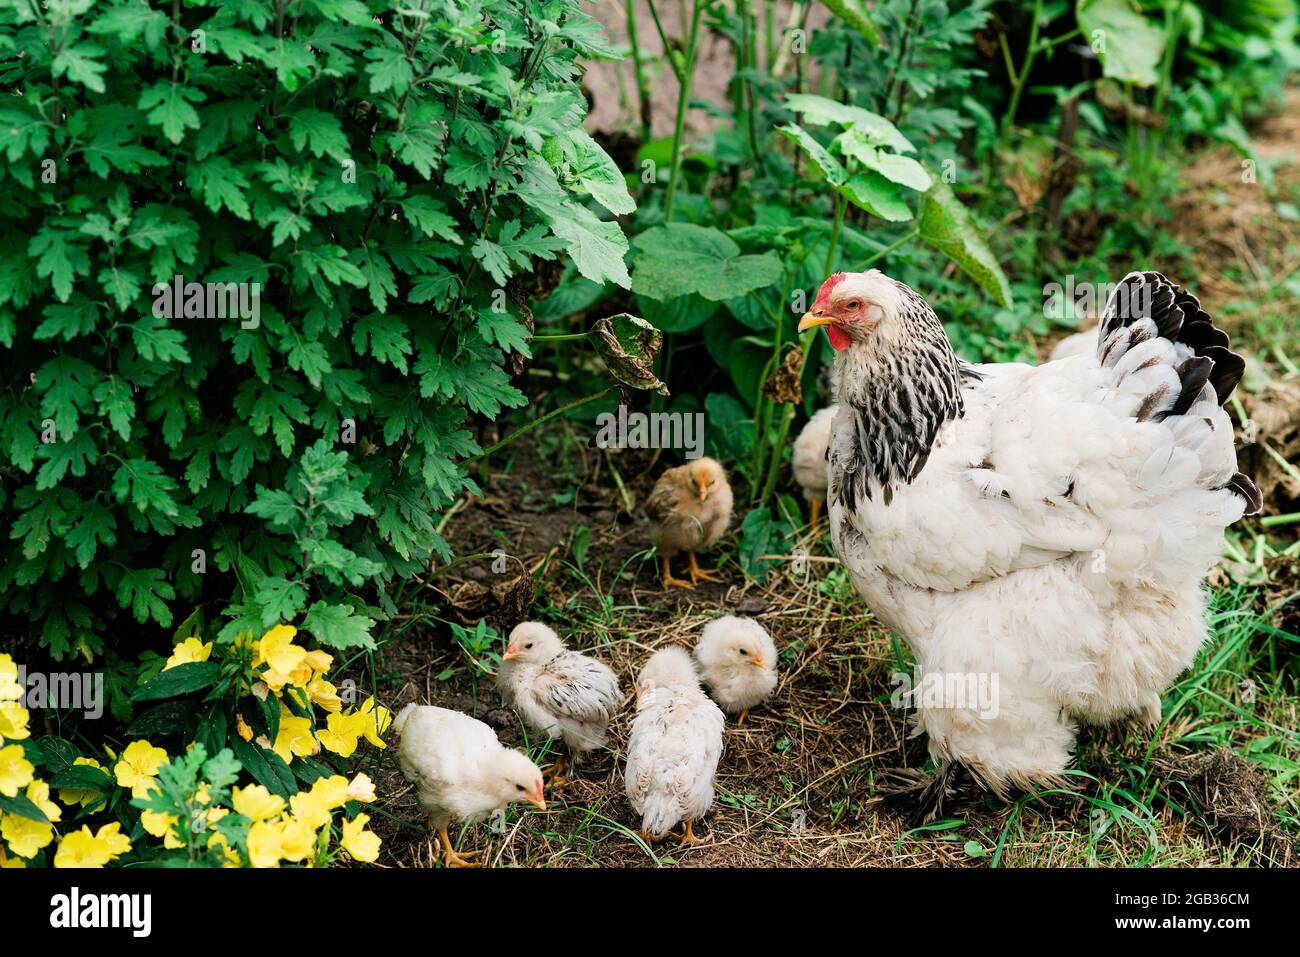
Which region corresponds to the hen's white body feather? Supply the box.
[825,271,1251,790]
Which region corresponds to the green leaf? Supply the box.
[302,601,376,650]
[399,196,463,244]
[52,43,108,93]
[785,95,913,152]
[632,224,783,302]
[365,46,414,94]
[917,179,1013,309]
[821,0,880,46]
[839,171,913,222]
[1077,0,1166,87]
[189,157,252,220]
[132,662,222,702]
[29,229,89,303]
[566,129,636,215]
[289,108,350,160]
[777,124,847,186]
[115,566,177,627]
[138,82,204,144]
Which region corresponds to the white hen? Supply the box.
[496,621,622,785]
[792,405,838,526]
[625,647,725,844]
[393,704,546,867]
[692,616,778,723]
[799,270,1260,814]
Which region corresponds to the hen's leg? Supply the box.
[687,551,721,583]
[438,828,481,868]
[661,555,693,590]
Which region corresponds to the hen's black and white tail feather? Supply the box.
[1097,271,1261,515]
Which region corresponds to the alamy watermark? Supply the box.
[16,666,104,720]
[594,404,705,460]
[889,667,1000,720]
[152,274,261,329]
[1043,276,1152,322]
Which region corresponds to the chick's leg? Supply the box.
[687,551,721,583]
[438,827,481,868]
[809,496,822,528]
[661,555,693,590]
[735,708,749,726]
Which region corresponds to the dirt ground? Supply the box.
[356,88,1300,869]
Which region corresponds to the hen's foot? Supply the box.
[438,828,482,869]
[675,819,712,846]
[687,552,721,583]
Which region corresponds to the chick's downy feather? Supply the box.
[496,622,621,756]
[645,457,733,559]
[625,648,724,837]
[693,616,778,714]
[810,270,1259,792]
[394,704,543,829]
[792,405,838,506]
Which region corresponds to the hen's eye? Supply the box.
[847,299,861,310]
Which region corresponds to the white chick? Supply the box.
[645,456,733,589]
[692,616,778,724]
[625,647,724,845]
[393,703,545,868]
[496,621,622,787]
[792,405,837,526]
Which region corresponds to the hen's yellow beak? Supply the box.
[799,312,833,332]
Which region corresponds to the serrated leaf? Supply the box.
[917,179,1013,308]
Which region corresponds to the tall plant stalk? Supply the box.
[664,0,704,222]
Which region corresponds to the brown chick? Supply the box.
[645,457,733,589]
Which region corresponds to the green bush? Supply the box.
[0,0,632,658]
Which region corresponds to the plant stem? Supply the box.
[466,389,610,463]
[855,228,918,270]
[626,0,652,140]
[1001,0,1043,140]
[664,0,704,222]
[531,332,587,342]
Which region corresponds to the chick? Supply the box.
[496,621,622,787]
[393,703,545,868]
[692,616,778,725]
[792,405,837,527]
[645,456,733,589]
[625,647,724,845]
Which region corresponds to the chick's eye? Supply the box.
[737,648,748,657]
[524,643,533,649]
[516,784,525,791]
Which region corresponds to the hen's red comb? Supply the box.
[813,272,847,311]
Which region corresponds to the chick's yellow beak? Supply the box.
[502,647,520,661]
[530,783,546,809]
[750,654,766,668]
[799,312,833,332]
[696,478,710,501]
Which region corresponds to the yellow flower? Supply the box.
[164,637,212,671]
[96,822,132,857]
[278,818,316,862]
[0,655,21,702]
[231,784,285,822]
[57,757,107,808]
[0,744,34,798]
[341,813,381,863]
[303,649,333,674]
[306,675,342,713]
[235,713,254,742]
[270,711,318,764]
[0,843,25,868]
[26,780,61,824]
[53,823,130,868]
[0,702,29,742]
[140,811,183,849]
[0,811,54,858]
[316,711,361,758]
[246,819,283,868]
[113,740,169,799]
[290,776,348,830]
[347,773,376,803]
[258,625,306,675]
[357,697,392,748]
